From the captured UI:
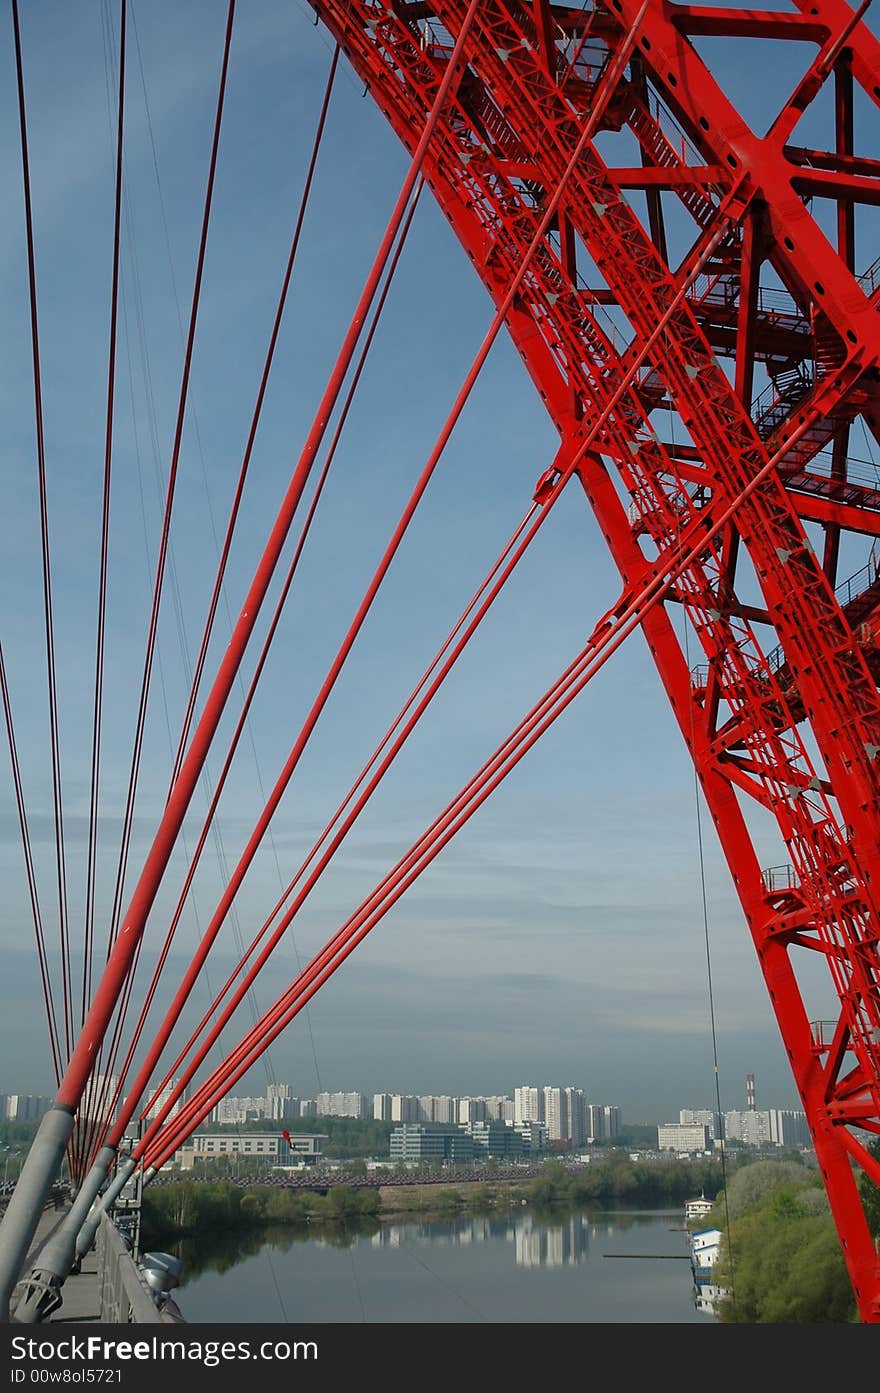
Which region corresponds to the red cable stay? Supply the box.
[91,40,348,1169]
[96,22,636,1161]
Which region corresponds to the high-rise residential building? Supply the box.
[299,1099,317,1119]
[724,1108,809,1148]
[373,1093,393,1122]
[266,1084,296,1120]
[767,1109,810,1147]
[316,1091,369,1119]
[79,1075,119,1122]
[432,1096,457,1124]
[391,1094,420,1123]
[482,1096,512,1121]
[564,1088,587,1146]
[603,1105,622,1138]
[724,1109,772,1146]
[514,1087,544,1124]
[458,1097,488,1124]
[543,1087,569,1142]
[4,1094,52,1122]
[211,1095,268,1125]
[586,1104,605,1142]
[143,1079,187,1123]
[680,1108,720,1140]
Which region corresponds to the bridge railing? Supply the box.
[96,1213,181,1324]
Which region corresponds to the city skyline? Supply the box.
[1,1066,802,1129]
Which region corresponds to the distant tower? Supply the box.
[746,1074,756,1112]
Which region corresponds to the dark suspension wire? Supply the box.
[76,0,237,1172]
[0,641,63,1085]
[92,61,373,1162]
[11,0,75,1065]
[119,180,426,1134]
[103,0,237,961]
[82,0,127,1027]
[169,41,342,792]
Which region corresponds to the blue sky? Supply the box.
[2,0,863,1124]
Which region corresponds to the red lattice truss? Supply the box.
[308,0,880,1319]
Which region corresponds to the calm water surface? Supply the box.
[169,1206,717,1323]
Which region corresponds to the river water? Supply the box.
[165,1206,717,1324]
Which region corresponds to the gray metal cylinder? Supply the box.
[74,1156,137,1260]
[0,1106,74,1321]
[11,1146,115,1324]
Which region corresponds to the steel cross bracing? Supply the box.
[307,0,880,1318]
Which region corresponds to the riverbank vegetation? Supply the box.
[523,1156,725,1206]
[703,1143,880,1323]
[141,1179,381,1240]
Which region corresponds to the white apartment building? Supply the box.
[586,1103,605,1142]
[768,1109,811,1147]
[391,1095,420,1123]
[657,1122,711,1152]
[143,1079,187,1123]
[680,1108,719,1140]
[564,1088,587,1147]
[4,1094,53,1122]
[212,1095,268,1125]
[431,1096,458,1124]
[723,1108,810,1147]
[514,1087,545,1125]
[373,1093,393,1122]
[458,1098,489,1124]
[603,1105,622,1137]
[178,1132,325,1170]
[266,1084,297,1120]
[80,1074,119,1121]
[316,1091,369,1119]
[544,1087,569,1142]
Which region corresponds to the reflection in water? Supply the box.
[157,1215,381,1282]
[693,1282,725,1316]
[169,1204,713,1323]
[366,1213,590,1268]
[158,1203,693,1284]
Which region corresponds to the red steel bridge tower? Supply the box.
[1,0,880,1325]
[304,0,880,1318]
